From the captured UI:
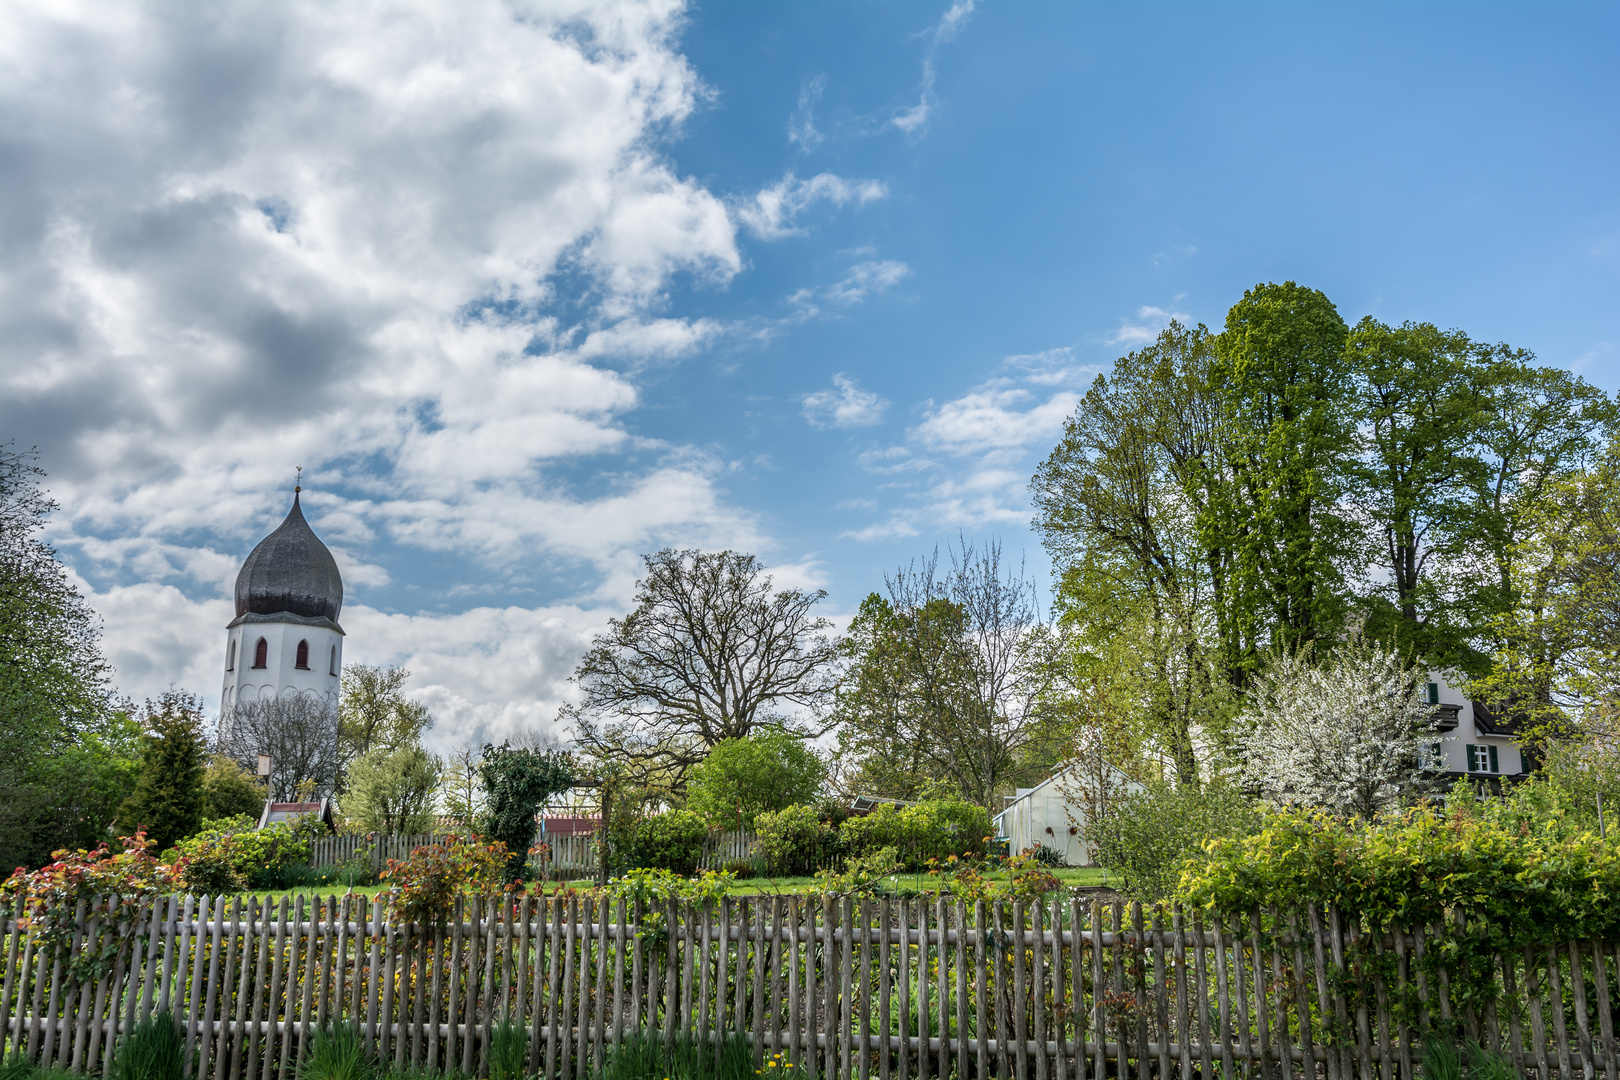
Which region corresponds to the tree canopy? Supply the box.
[684,729,825,829]
[564,549,839,791]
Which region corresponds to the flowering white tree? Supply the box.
[1235,639,1438,818]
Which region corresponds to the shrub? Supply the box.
[614,809,709,876]
[1,830,177,981]
[600,866,734,908]
[840,797,992,869]
[926,852,1062,906]
[684,730,825,829]
[168,816,315,894]
[754,804,840,876]
[1085,778,1261,901]
[379,835,510,924]
[1176,803,1620,946]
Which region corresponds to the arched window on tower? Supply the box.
[329,645,338,676]
[252,638,268,669]
[226,639,236,672]
[295,640,310,670]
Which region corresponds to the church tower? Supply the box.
[221,485,345,715]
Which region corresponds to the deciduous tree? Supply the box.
[219,694,340,801]
[337,664,433,777]
[833,539,1067,806]
[564,549,838,788]
[1234,639,1438,819]
[685,729,825,829]
[344,745,442,835]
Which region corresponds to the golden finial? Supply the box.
[295,465,303,494]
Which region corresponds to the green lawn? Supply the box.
[239,866,1114,902]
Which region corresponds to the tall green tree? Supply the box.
[117,692,208,851]
[0,446,127,870]
[1032,321,1233,781]
[1350,318,1494,669]
[1471,440,1620,744]
[1209,282,1355,672]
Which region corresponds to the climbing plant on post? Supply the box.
[476,743,577,882]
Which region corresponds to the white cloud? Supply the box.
[893,0,976,135]
[802,374,889,430]
[845,345,1084,540]
[737,172,888,240]
[785,260,912,323]
[913,384,1079,455]
[1109,304,1192,346]
[0,0,807,719]
[788,76,827,151]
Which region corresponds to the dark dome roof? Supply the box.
[234,493,343,622]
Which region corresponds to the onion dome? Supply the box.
[233,492,343,624]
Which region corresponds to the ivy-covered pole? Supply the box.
[476,743,577,883]
[598,776,611,889]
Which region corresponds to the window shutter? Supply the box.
[1426,682,1440,705]
[1489,745,1499,773]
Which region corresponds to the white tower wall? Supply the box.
[221,621,343,714]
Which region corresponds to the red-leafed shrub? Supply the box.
[380,834,511,924]
[1,830,177,981]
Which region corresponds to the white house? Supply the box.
[1421,672,1527,782]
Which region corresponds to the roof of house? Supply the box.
[849,795,913,817]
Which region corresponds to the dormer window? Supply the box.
[329,645,338,676]
[295,640,310,669]
[252,638,268,668]
[226,639,236,672]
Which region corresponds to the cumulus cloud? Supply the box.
[802,374,889,430]
[913,384,1080,455]
[736,172,888,240]
[0,0,794,736]
[785,260,911,321]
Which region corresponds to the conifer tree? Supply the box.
[117,692,208,850]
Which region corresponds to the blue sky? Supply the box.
[3,1,1617,750]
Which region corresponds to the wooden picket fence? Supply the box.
[307,831,760,876]
[4,894,1618,1079]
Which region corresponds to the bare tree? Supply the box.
[220,694,340,801]
[1234,638,1438,818]
[562,549,839,790]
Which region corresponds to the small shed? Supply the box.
[257,798,336,832]
[993,761,1139,867]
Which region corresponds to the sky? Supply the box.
[4,0,1618,753]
